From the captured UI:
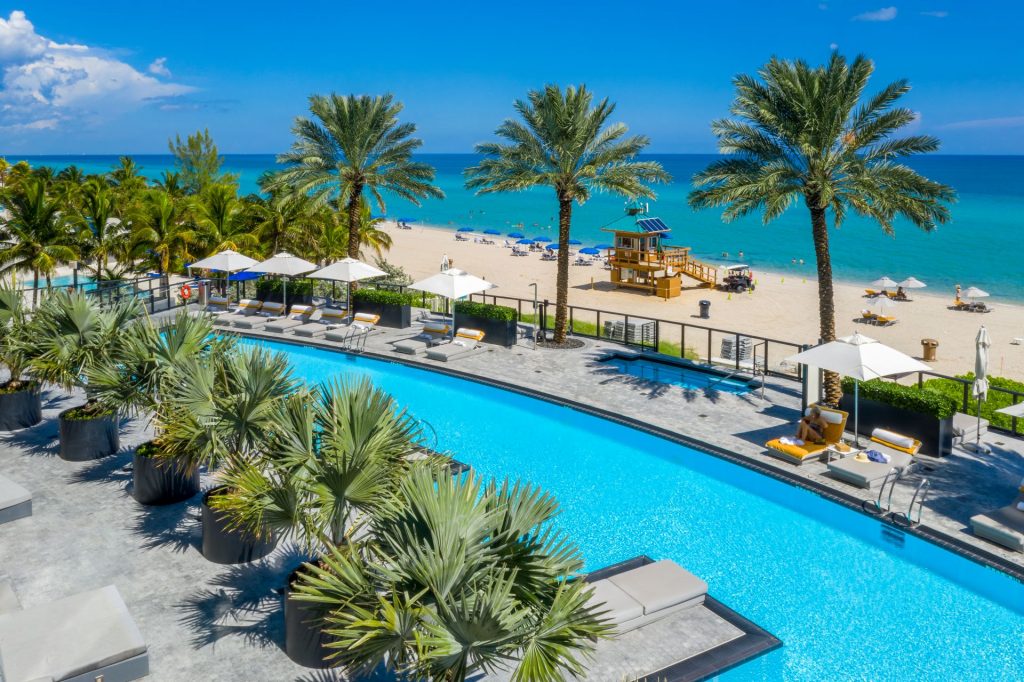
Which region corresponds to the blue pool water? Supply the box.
[603,356,751,394]
[247,338,1024,679]
[17,274,95,291]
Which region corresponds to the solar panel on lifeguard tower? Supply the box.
[636,217,670,232]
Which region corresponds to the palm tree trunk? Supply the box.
[553,195,573,344]
[345,186,362,297]
[809,201,842,405]
[32,268,39,308]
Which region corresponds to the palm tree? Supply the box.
[75,178,127,279]
[246,187,320,256]
[466,84,670,343]
[270,93,443,262]
[131,189,194,281]
[688,53,955,404]
[302,198,392,264]
[293,467,611,680]
[0,283,31,389]
[108,156,148,195]
[0,177,77,305]
[155,170,187,199]
[190,184,259,255]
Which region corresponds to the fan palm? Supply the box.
[466,84,670,343]
[0,176,77,305]
[190,184,259,255]
[0,284,31,388]
[270,93,443,262]
[75,178,127,278]
[688,53,955,404]
[293,467,611,681]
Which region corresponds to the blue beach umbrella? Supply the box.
[533,236,552,243]
[568,239,582,245]
[458,227,475,232]
[516,238,535,245]
[595,244,613,250]
[580,247,600,255]
[508,232,525,239]
[483,229,501,235]
[546,243,560,250]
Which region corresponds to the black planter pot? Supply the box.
[454,313,518,348]
[285,566,335,668]
[132,444,200,505]
[201,486,277,564]
[838,395,954,457]
[354,301,412,329]
[58,408,119,461]
[0,384,42,431]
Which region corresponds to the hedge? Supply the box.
[923,373,1024,435]
[454,301,517,322]
[352,288,421,307]
[255,279,313,298]
[841,377,958,420]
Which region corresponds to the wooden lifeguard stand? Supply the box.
[604,201,717,299]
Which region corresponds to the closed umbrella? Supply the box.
[968,326,991,453]
[246,252,317,308]
[409,268,497,338]
[787,332,931,445]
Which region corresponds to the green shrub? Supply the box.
[256,279,313,299]
[454,301,517,322]
[353,288,420,307]
[923,373,1024,435]
[841,377,958,420]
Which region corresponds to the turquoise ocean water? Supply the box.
[9,153,1024,301]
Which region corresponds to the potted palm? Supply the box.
[158,346,296,564]
[213,378,424,668]
[0,285,42,430]
[88,312,235,505]
[291,467,613,679]
[24,291,141,461]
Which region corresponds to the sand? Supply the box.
[379,221,1024,381]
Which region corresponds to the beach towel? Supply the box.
[779,437,805,446]
[866,450,891,464]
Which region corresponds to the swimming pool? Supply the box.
[601,354,752,394]
[240,338,1024,680]
[17,274,96,291]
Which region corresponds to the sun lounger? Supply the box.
[587,559,707,634]
[291,307,348,337]
[826,428,920,488]
[860,310,876,322]
[205,295,232,314]
[264,304,315,333]
[424,328,485,362]
[765,405,849,465]
[213,299,263,326]
[234,300,285,329]
[873,315,896,326]
[0,475,31,525]
[864,289,880,297]
[971,493,1024,553]
[0,584,149,682]
[393,321,451,355]
[325,312,379,343]
[953,412,989,446]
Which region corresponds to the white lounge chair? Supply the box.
[325,312,379,343]
[265,304,315,333]
[393,321,451,355]
[204,295,232,314]
[291,307,349,337]
[587,559,707,634]
[0,475,31,525]
[234,301,285,329]
[213,299,263,326]
[424,328,485,362]
[0,584,149,682]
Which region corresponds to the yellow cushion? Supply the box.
[354,313,380,324]
[766,438,826,461]
[456,328,485,341]
[289,305,313,315]
[321,308,347,320]
[870,436,921,455]
[423,322,449,335]
[238,299,262,309]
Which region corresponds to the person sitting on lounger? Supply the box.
[796,406,829,443]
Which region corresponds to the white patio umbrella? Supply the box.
[872,276,898,290]
[787,332,931,445]
[963,286,990,300]
[308,258,387,310]
[968,326,991,452]
[408,268,497,337]
[898,276,927,290]
[869,296,896,315]
[187,249,260,297]
[245,252,317,307]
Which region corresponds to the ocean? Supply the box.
[7,153,1024,301]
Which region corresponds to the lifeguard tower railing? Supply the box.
[610,245,691,269]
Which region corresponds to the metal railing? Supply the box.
[913,370,1023,435]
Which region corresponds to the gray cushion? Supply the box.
[827,450,913,488]
[588,579,643,625]
[0,476,30,510]
[607,560,707,615]
[0,585,146,682]
[971,505,1024,552]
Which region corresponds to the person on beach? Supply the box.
[795,406,829,443]
[441,254,450,271]
[955,284,962,304]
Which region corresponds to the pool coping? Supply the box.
[230,329,1024,585]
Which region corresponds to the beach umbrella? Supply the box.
[787,332,930,445]
[871,276,898,290]
[968,326,991,452]
[533,236,552,243]
[580,247,600,255]
[409,268,497,338]
[483,229,501,235]
[246,252,317,308]
[546,243,560,250]
[458,227,475,233]
[398,217,417,223]
[899,277,927,289]
[187,249,260,297]
[868,296,896,315]
[964,286,990,300]
[596,244,613,250]
[508,232,525,239]
[516,238,535,245]
[309,257,388,310]
[568,239,582,245]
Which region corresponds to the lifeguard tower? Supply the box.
[604,201,717,299]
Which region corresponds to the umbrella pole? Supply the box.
[283,277,287,311]
[854,380,860,447]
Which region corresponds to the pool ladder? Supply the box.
[862,468,930,527]
[335,326,371,352]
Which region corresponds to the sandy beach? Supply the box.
[380,221,1024,381]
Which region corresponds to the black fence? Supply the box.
[913,370,1023,436]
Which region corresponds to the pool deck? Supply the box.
[1,314,1022,681]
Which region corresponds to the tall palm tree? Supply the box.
[246,187,320,256]
[155,170,187,199]
[293,467,611,680]
[190,184,259,255]
[131,189,194,280]
[108,156,148,195]
[688,53,955,404]
[466,84,670,343]
[75,178,127,278]
[0,177,77,305]
[270,93,443,262]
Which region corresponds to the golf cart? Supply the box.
[721,264,755,292]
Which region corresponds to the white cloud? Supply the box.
[853,6,898,21]
[921,10,948,18]
[830,42,839,50]
[148,56,170,77]
[0,11,193,131]
[940,116,1024,130]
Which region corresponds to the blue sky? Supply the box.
[1,1,1022,155]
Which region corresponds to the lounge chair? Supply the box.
[424,328,485,362]
[291,307,348,337]
[765,405,849,465]
[864,288,880,297]
[0,584,149,682]
[325,312,379,343]
[971,492,1024,553]
[874,315,896,326]
[205,295,232,314]
[0,475,31,525]
[392,321,451,355]
[213,298,263,326]
[234,301,286,329]
[860,310,876,323]
[826,428,920,488]
[586,559,707,634]
[265,304,315,333]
